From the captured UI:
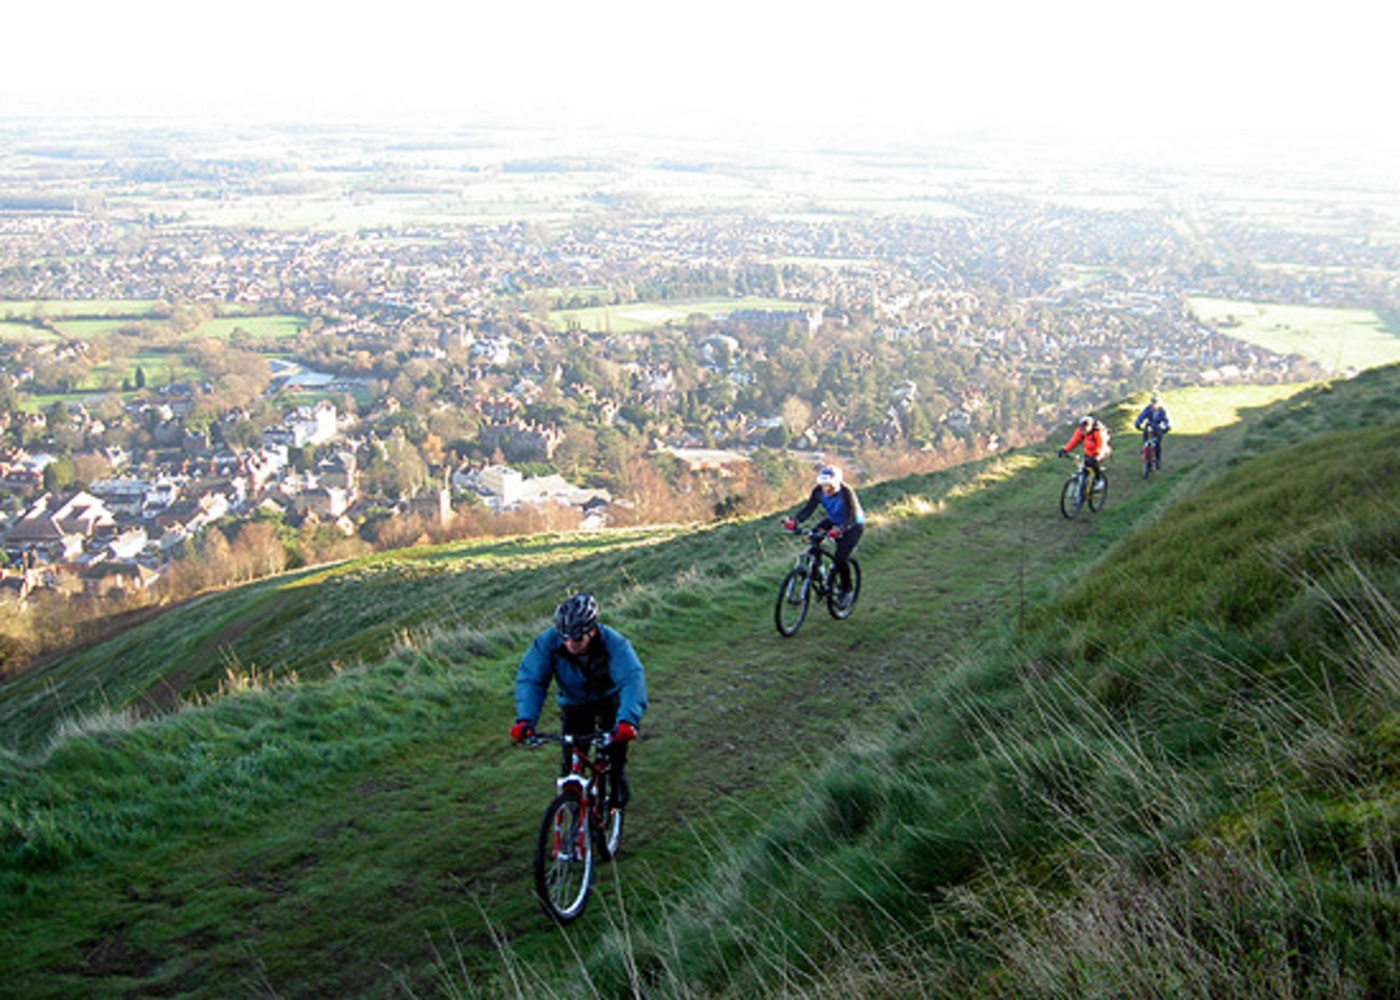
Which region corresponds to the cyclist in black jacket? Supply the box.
[782,465,865,610]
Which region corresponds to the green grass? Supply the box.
[21,349,204,410]
[0,320,60,342]
[192,315,306,342]
[1189,296,1400,372]
[0,300,165,319]
[0,302,304,347]
[549,297,819,334]
[1,365,1397,996]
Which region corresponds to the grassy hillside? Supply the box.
[2,368,1396,997]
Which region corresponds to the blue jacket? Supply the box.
[514,624,648,727]
[1135,403,1171,433]
[792,483,865,532]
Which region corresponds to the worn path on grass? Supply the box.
[493,423,1232,977]
[0,410,1261,997]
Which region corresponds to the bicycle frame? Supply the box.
[552,732,610,804]
[791,529,835,600]
[1141,428,1162,476]
[1060,452,1108,518]
[525,731,623,923]
[775,526,861,636]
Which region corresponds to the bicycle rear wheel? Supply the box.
[534,792,594,923]
[1060,475,1084,519]
[827,558,862,619]
[1089,469,1109,511]
[774,568,811,636]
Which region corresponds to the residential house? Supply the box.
[1,452,54,496]
[261,400,338,449]
[468,465,523,511]
[89,477,151,518]
[152,492,229,551]
[142,477,187,520]
[315,450,359,496]
[289,486,351,520]
[0,568,37,608]
[404,485,453,525]
[3,491,117,562]
[79,560,160,598]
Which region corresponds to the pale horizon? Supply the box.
[5,0,1394,154]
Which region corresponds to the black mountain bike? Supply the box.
[524,731,624,923]
[1140,427,1165,478]
[1059,453,1108,519]
[775,526,861,636]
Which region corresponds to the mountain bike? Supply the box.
[1140,427,1165,478]
[524,731,624,923]
[1059,453,1108,519]
[775,526,862,636]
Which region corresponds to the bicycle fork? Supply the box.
[553,781,590,861]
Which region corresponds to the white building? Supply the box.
[89,477,150,517]
[262,401,339,449]
[477,465,523,509]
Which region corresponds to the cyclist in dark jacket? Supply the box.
[1134,395,1171,435]
[783,465,865,609]
[510,593,647,806]
[1134,395,1171,465]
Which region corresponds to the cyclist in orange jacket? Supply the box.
[1058,415,1111,485]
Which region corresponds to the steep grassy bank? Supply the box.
[586,369,1399,998]
[2,370,1394,996]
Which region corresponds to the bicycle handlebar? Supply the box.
[782,525,830,544]
[524,730,614,750]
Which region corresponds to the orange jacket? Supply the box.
[1063,423,1109,459]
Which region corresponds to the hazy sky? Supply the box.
[3,0,1391,145]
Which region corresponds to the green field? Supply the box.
[22,353,202,409]
[550,297,819,333]
[1189,296,1400,372]
[0,299,164,319]
[0,320,58,343]
[2,304,304,410]
[190,315,307,342]
[0,301,303,345]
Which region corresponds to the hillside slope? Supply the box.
[588,370,1400,997]
[2,369,1396,997]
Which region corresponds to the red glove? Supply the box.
[510,720,534,742]
[782,518,796,531]
[826,527,841,539]
[613,721,637,742]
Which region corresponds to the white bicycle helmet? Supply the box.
[816,465,843,488]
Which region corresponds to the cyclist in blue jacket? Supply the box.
[510,593,647,806]
[783,465,865,610]
[1134,394,1171,466]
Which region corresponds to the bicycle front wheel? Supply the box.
[827,558,862,619]
[596,804,624,862]
[1060,475,1084,519]
[535,792,594,923]
[1089,470,1109,511]
[774,568,811,636]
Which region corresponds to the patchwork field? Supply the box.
[1189,296,1400,372]
[549,296,819,333]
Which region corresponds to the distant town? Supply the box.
[1,120,1395,645]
